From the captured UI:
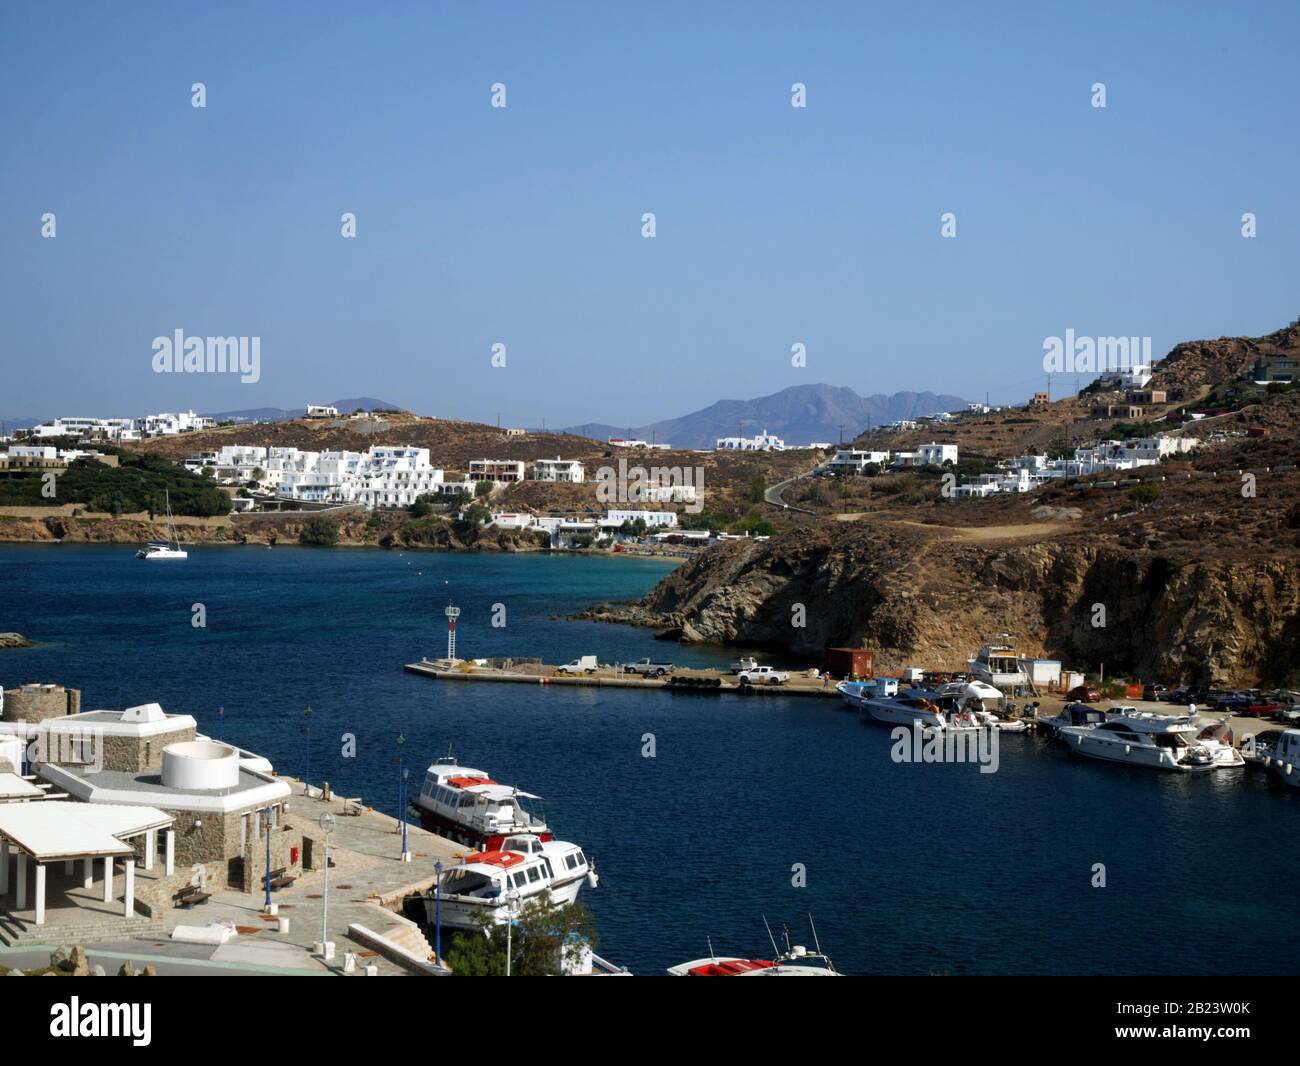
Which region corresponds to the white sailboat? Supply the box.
[136,489,188,560]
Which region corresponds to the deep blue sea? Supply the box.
[2,543,1297,976]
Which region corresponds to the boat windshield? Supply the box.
[441,869,499,897]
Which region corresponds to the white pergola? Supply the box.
[0,801,175,925]
[0,773,46,803]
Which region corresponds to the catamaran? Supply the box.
[1058,709,1245,772]
[420,838,597,930]
[136,489,188,560]
[410,752,552,850]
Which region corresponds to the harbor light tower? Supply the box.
[445,601,461,660]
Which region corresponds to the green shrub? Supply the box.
[299,516,339,546]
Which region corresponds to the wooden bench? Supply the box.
[174,887,211,908]
[266,867,297,891]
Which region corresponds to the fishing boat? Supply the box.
[410,752,552,850]
[136,490,188,560]
[668,919,840,976]
[1058,709,1245,772]
[420,840,597,931]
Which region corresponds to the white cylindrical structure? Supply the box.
[162,740,240,790]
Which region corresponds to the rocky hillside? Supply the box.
[586,470,1300,685]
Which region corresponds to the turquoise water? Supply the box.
[2,543,1297,975]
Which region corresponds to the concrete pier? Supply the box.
[403,659,843,698]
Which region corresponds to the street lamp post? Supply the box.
[319,811,335,959]
[505,889,521,976]
[303,705,313,787]
[396,733,408,860]
[401,768,410,858]
[433,859,443,967]
[262,805,273,912]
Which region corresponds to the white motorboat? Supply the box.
[667,944,840,977]
[136,489,188,560]
[1040,702,1108,741]
[939,681,1028,732]
[863,690,984,733]
[421,840,597,931]
[1058,709,1245,772]
[835,680,875,710]
[411,752,551,850]
[669,920,840,976]
[966,643,1027,689]
[1265,729,1300,790]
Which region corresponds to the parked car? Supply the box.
[737,666,789,686]
[621,658,673,677]
[1142,684,1169,702]
[1066,685,1102,703]
[556,655,598,675]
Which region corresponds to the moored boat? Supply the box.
[420,840,596,931]
[136,489,188,560]
[411,753,552,850]
[1059,709,1245,772]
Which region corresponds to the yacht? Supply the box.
[1058,709,1245,772]
[136,490,187,560]
[410,753,551,850]
[1040,702,1108,741]
[967,643,1027,689]
[421,840,596,931]
[1266,729,1300,790]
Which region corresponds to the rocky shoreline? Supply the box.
[0,632,34,649]
[578,517,1300,685]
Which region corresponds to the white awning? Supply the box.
[0,801,174,861]
[0,773,44,801]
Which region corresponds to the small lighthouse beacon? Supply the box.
[444,601,461,660]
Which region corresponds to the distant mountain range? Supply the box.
[562,384,970,450]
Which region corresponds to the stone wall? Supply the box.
[3,684,80,723]
[100,725,195,773]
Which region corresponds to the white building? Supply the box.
[305,404,339,419]
[602,509,678,529]
[531,457,585,483]
[715,429,785,451]
[826,449,890,475]
[893,443,958,468]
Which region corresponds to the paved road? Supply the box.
[764,466,821,515]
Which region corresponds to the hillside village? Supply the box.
[2,321,1298,571]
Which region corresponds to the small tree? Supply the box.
[744,475,766,505]
[474,480,494,498]
[299,516,339,546]
[443,893,598,977]
[1130,484,1161,505]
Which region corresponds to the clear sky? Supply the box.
[2,1,1297,427]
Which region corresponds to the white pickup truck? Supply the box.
[556,655,598,676]
[736,665,790,686]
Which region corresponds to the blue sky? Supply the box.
[2,1,1297,427]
